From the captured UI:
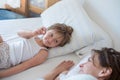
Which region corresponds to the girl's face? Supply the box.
[42,30,63,48]
[79,53,103,78]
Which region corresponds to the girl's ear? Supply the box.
[98,68,112,79]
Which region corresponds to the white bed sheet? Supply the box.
[1,53,80,80]
[0,17,42,35]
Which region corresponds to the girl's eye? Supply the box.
[55,40,58,43]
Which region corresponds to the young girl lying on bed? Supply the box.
[37,47,120,80]
[0,23,73,78]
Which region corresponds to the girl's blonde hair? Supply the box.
[48,23,73,47]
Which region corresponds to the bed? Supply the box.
[0,0,120,80]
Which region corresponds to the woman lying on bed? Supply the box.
[37,47,120,80]
[0,23,73,78]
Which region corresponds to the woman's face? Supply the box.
[42,30,63,48]
[79,53,103,78]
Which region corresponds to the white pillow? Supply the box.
[41,0,104,58]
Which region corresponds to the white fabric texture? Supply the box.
[41,0,113,58]
[36,74,97,80]
[6,0,20,8]
[36,78,44,80]
[74,17,113,56]
[3,35,47,66]
[64,74,97,80]
[0,42,10,69]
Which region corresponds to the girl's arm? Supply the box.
[17,30,34,39]
[17,27,46,39]
[0,49,48,78]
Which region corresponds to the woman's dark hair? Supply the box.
[92,47,120,80]
[48,23,73,47]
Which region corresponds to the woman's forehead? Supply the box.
[92,53,103,69]
[91,51,99,58]
[91,52,99,62]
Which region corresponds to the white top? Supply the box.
[7,37,47,66]
[64,74,97,80]
[36,74,97,80]
[57,73,97,80]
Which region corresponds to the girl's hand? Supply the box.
[33,27,46,36]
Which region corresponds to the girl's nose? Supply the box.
[48,38,54,43]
